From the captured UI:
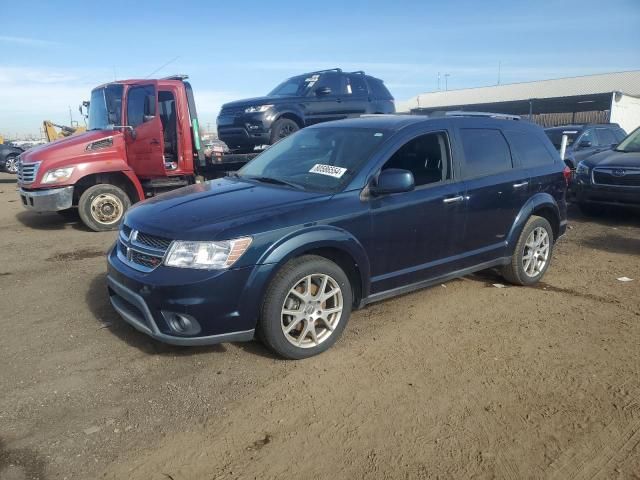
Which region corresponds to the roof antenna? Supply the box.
[146,56,181,79]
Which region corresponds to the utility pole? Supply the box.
[444,73,450,91]
[437,72,441,91]
[497,61,501,85]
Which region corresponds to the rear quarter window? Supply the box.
[504,131,556,167]
[367,78,393,100]
[459,128,513,178]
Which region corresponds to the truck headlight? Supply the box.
[244,104,273,113]
[575,162,590,176]
[165,237,252,269]
[42,167,75,183]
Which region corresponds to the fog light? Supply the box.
[162,311,201,335]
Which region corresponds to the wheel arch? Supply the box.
[507,193,561,251]
[256,226,371,308]
[274,111,304,128]
[73,170,144,205]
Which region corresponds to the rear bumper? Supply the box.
[19,186,73,212]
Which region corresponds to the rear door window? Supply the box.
[459,128,513,178]
[595,127,617,145]
[347,74,368,96]
[504,131,555,167]
[367,78,393,100]
[315,73,346,96]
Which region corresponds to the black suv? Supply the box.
[217,68,395,152]
[573,126,640,214]
[108,112,568,359]
[544,123,626,168]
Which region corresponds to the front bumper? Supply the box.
[573,180,640,207]
[107,246,276,346]
[19,186,73,212]
[217,113,272,148]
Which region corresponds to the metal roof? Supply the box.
[398,70,640,112]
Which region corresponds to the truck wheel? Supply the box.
[269,118,299,145]
[260,255,352,359]
[3,153,18,174]
[78,184,130,232]
[501,215,554,286]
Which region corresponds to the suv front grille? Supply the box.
[220,107,244,117]
[117,225,173,272]
[593,168,640,187]
[17,160,41,184]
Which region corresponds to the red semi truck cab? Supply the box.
[17,75,215,231]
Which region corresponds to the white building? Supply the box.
[399,70,640,133]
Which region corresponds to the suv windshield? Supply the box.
[545,129,579,149]
[238,127,388,192]
[88,84,124,130]
[615,127,640,153]
[268,74,320,97]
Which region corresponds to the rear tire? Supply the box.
[501,215,554,286]
[260,255,352,359]
[78,184,130,232]
[269,118,299,145]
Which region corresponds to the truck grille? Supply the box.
[17,160,40,184]
[593,168,640,187]
[117,225,173,272]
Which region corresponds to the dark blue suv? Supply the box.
[107,113,568,359]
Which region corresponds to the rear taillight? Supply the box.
[563,166,571,187]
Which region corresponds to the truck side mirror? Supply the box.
[578,140,592,149]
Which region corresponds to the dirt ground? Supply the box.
[0,171,639,480]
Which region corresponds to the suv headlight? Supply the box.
[244,104,273,113]
[575,161,590,176]
[42,166,75,183]
[165,237,252,270]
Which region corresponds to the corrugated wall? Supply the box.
[526,110,610,127]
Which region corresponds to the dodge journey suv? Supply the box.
[108,113,568,359]
[217,68,395,152]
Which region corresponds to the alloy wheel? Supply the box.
[522,227,550,277]
[281,273,344,348]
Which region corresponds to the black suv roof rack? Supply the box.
[161,74,189,81]
[348,70,365,75]
[307,68,342,74]
[432,111,521,121]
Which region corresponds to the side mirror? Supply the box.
[315,86,332,97]
[371,168,415,195]
[578,140,592,149]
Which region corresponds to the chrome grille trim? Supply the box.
[117,224,173,272]
[592,167,640,187]
[17,160,41,184]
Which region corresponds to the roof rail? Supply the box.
[307,68,342,74]
[433,111,521,121]
[161,74,189,81]
[348,70,365,75]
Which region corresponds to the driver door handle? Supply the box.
[150,139,160,145]
[513,181,529,189]
[443,195,464,204]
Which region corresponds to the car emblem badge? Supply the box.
[130,229,139,242]
[612,169,626,177]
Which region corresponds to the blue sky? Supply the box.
[1,0,639,137]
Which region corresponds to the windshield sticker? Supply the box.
[305,74,320,82]
[309,164,347,178]
[563,131,578,134]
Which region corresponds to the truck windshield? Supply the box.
[545,129,579,150]
[268,74,319,97]
[238,127,389,193]
[88,84,124,130]
[615,127,640,153]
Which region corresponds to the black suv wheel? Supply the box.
[270,118,299,144]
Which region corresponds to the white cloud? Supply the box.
[0,35,61,48]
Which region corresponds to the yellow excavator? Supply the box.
[42,120,86,142]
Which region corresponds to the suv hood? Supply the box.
[585,149,640,168]
[221,95,305,110]
[125,177,329,240]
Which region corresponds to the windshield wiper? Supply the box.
[247,175,304,190]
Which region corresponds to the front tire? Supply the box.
[3,154,18,174]
[269,118,299,145]
[260,255,353,359]
[501,215,554,286]
[78,184,130,232]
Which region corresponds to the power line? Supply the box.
[145,56,181,79]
